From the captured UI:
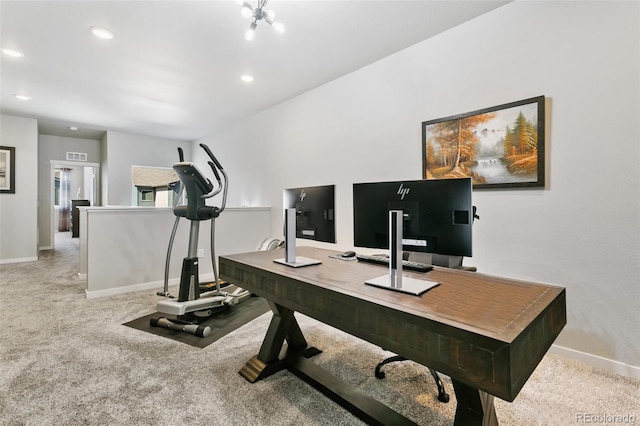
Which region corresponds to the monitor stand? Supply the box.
[365,210,439,296]
[273,208,322,268]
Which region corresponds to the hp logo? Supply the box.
[397,183,410,200]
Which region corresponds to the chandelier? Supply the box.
[239,0,285,41]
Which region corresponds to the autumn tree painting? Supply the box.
[422,96,545,188]
[502,111,539,176]
[424,112,495,179]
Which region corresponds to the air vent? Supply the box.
[66,152,87,161]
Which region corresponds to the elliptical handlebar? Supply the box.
[200,143,223,171]
[209,161,222,182]
[173,147,185,204]
[199,144,228,214]
[204,161,223,199]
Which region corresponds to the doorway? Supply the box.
[50,160,100,250]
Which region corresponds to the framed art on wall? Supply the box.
[422,95,545,189]
[0,146,16,194]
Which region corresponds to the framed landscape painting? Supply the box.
[0,146,15,194]
[422,96,545,189]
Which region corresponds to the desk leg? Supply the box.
[239,302,313,383]
[239,304,417,425]
[451,379,498,426]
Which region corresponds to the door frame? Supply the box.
[50,160,100,249]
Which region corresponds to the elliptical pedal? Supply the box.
[199,280,231,293]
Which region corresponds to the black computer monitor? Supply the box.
[283,184,336,244]
[353,178,472,257]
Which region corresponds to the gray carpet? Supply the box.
[0,232,638,425]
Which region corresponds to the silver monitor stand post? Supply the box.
[365,210,439,296]
[273,208,321,268]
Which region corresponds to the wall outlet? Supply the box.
[197,248,204,258]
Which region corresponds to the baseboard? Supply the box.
[0,256,39,265]
[550,344,640,380]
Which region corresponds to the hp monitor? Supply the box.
[283,184,336,244]
[353,178,473,257]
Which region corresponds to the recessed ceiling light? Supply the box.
[91,26,114,40]
[69,126,79,131]
[240,74,254,83]
[2,48,25,58]
[14,94,31,101]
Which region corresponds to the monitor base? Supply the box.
[365,275,440,296]
[274,257,322,268]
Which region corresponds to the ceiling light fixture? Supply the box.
[14,94,31,101]
[239,0,285,41]
[240,74,254,83]
[2,48,25,58]
[69,126,79,131]
[90,26,114,40]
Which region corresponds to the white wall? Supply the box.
[102,131,191,206]
[195,1,640,375]
[0,114,38,263]
[194,127,270,208]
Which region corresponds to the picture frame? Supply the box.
[422,96,545,189]
[0,146,16,194]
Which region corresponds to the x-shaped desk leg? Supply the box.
[239,301,320,383]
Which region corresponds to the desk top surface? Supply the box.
[220,246,565,343]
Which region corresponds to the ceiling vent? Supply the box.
[66,152,87,161]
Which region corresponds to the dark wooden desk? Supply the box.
[220,247,566,425]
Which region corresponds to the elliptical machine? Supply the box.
[150,143,250,337]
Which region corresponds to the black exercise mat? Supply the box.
[124,296,270,348]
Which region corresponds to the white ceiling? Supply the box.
[1,0,509,141]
